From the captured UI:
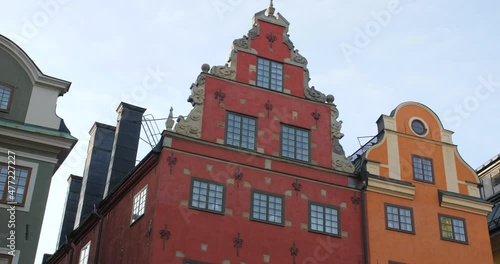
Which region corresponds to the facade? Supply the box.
[478,154,500,263]
[353,102,494,263]
[0,35,77,264]
[48,5,365,264]
[47,4,495,264]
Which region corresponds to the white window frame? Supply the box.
[131,185,147,223]
[79,241,91,264]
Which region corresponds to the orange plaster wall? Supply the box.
[366,191,493,264]
[365,102,493,263]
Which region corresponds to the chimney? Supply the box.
[103,102,146,197]
[57,175,82,248]
[74,122,116,228]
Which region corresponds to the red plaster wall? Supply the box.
[151,147,364,264]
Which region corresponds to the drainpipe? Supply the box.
[94,209,105,264]
[68,245,74,264]
[360,171,369,264]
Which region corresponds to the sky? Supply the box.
[1,0,500,263]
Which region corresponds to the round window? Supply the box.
[411,120,426,135]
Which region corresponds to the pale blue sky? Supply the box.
[1,1,499,263]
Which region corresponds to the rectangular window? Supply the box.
[0,83,13,112]
[79,241,91,264]
[281,124,310,162]
[0,163,31,206]
[492,174,500,187]
[309,202,340,236]
[226,112,257,150]
[412,155,434,183]
[0,253,12,264]
[385,204,414,233]
[439,214,467,243]
[131,185,147,223]
[256,58,283,92]
[251,191,284,225]
[190,179,225,213]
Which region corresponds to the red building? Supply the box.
[47,4,365,264]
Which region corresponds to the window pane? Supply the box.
[191,180,224,213]
[413,156,433,182]
[281,125,310,162]
[257,58,283,92]
[252,191,283,224]
[310,203,339,235]
[226,113,257,150]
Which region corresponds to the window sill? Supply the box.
[440,237,468,245]
[413,178,435,185]
[0,201,25,207]
[308,229,342,238]
[250,217,284,227]
[386,227,415,235]
[130,214,145,226]
[189,206,225,216]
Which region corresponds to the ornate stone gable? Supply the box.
[173,7,355,173]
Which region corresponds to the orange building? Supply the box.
[353,102,494,264]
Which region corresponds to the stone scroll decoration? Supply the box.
[327,95,355,173]
[174,67,207,138]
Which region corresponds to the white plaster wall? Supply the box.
[25,85,60,129]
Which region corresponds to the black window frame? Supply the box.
[189,178,226,215]
[0,82,14,113]
[308,202,341,237]
[410,119,427,135]
[256,57,284,92]
[384,203,415,234]
[225,111,257,151]
[438,214,468,244]
[412,155,434,184]
[280,124,311,162]
[250,190,285,226]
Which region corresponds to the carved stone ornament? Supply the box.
[174,73,206,138]
[330,104,355,173]
[248,25,259,40]
[303,69,326,103]
[233,35,250,50]
[283,33,294,50]
[292,49,307,66]
[210,64,236,80]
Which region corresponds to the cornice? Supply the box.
[366,175,416,200]
[439,190,493,216]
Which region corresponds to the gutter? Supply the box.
[360,171,370,264]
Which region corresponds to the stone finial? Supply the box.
[326,94,335,104]
[166,107,175,131]
[201,63,210,73]
[267,0,275,16]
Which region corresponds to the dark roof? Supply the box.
[476,153,500,173]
